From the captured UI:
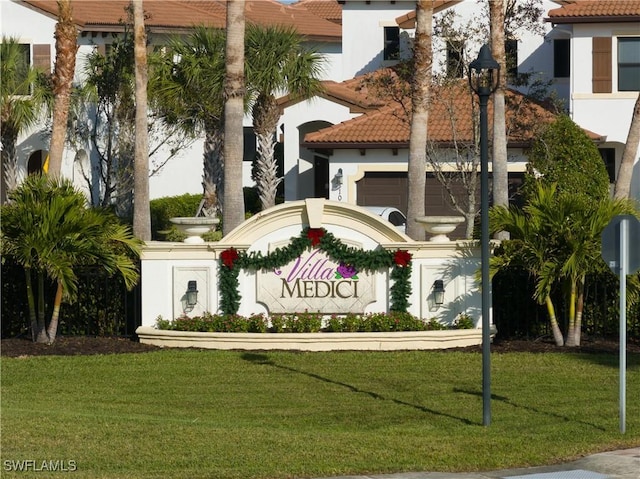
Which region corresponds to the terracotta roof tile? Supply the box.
[291,0,342,25]
[20,0,341,40]
[547,0,640,23]
[302,79,604,147]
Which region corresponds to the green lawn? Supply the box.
[2,349,639,479]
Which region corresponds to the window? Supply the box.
[383,27,400,61]
[553,38,570,78]
[618,37,640,92]
[243,127,256,162]
[505,38,518,81]
[599,148,616,183]
[14,43,31,95]
[446,40,464,79]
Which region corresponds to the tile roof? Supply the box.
[302,79,604,148]
[291,0,342,25]
[20,0,341,40]
[547,0,640,23]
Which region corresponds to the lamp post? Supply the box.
[468,44,500,427]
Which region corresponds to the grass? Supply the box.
[1,349,639,478]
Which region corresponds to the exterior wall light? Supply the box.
[433,279,445,306]
[186,280,198,308]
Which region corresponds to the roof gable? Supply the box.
[302,79,604,148]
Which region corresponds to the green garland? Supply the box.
[218,227,412,315]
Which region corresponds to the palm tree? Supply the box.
[132,0,151,240]
[406,0,433,241]
[47,0,78,177]
[491,183,639,346]
[245,24,324,210]
[561,196,637,345]
[490,184,569,346]
[490,0,509,240]
[150,26,226,217]
[0,174,141,344]
[222,0,246,235]
[1,37,47,200]
[614,93,640,199]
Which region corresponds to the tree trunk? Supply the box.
[405,0,433,241]
[45,281,64,345]
[490,0,509,240]
[253,95,281,210]
[202,128,224,217]
[545,295,564,346]
[24,267,38,342]
[132,0,151,240]
[222,0,246,235]
[614,93,640,199]
[573,275,585,346]
[47,0,78,177]
[1,126,19,201]
[565,278,577,346]
[35,272,48,343]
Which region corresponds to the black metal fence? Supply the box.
[1,260,140,339]
[492,268,640,341]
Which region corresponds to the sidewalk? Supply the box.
[312,448,640,479]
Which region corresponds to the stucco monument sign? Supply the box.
[137,199,488,350]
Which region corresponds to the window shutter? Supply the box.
[592,37,612,93]
[33,44,51,73]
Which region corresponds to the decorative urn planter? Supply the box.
[415,216,465,242]
[170,217,220,244]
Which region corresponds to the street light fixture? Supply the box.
[468,43,500,427]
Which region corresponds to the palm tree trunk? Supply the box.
[222,0,246,235]
[24,267,38,342]
[1,123,21,198]
[614,93,640,199]
[132,0,151,241]
[202,129,224,217]
[45,281,64,345]
[573,275,586,346]
[253,95,282,210]
[545,295,564,346]
[406,0,432,241]
[47,0,78,177]
[490,0,509,240]
[36,272,48,343]
[565,278,577,346]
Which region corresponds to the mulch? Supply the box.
[2,335,639,357]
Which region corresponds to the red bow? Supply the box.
[307,228,325,247]
[393,249,412,267]
[221,248,239,268]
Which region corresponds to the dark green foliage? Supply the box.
[149,193,203,240]
[523,115,610,203]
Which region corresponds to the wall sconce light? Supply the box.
[186,280,198,308]
[335,168,343,186]
[433,280,445,305]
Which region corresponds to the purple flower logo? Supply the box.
[336,263,358,280]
